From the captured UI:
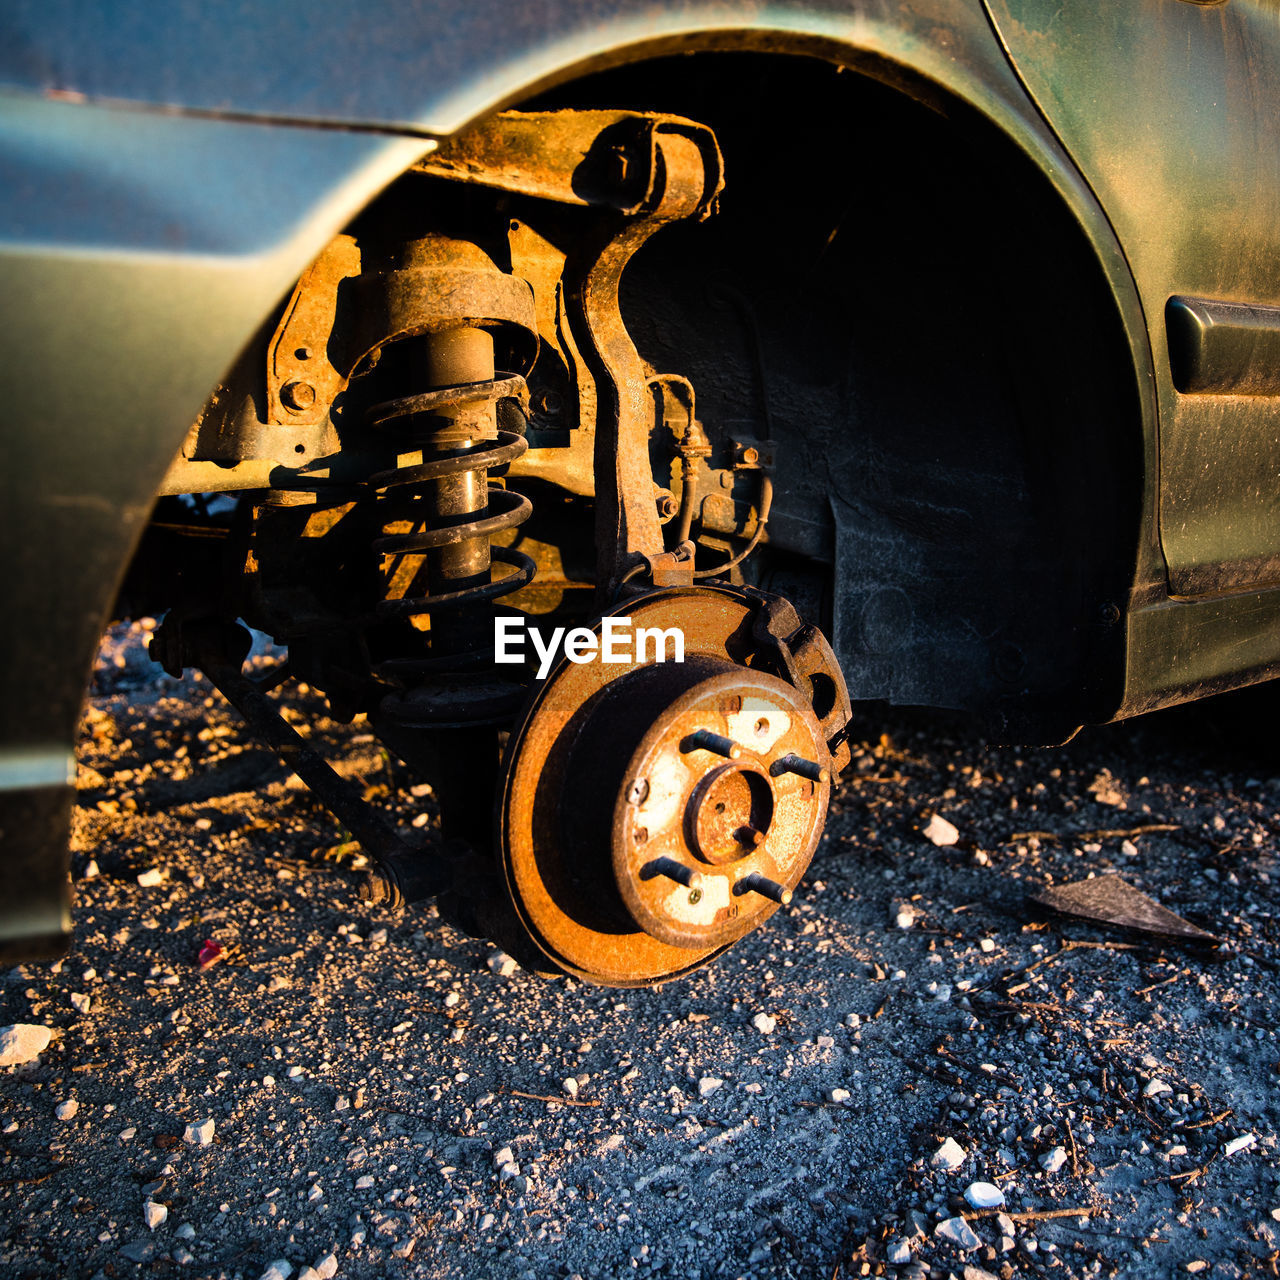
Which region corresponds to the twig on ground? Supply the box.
[964,1206,1098,1224]
[506,1088,601,1109]
[1182,1109,1233,1131]
[1063,1109,1082,1177]
[1134,973,1183,996]
[1006,824,1181,845]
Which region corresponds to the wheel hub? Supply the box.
[497,586,845,985]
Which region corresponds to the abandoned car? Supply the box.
[3,0,1279,984]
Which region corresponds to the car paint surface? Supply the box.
[986,0,1280,597]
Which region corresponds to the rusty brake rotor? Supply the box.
[496,585,845,986]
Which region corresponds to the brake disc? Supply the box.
[496,585,849,986]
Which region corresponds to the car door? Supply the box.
[985,0,1280,597]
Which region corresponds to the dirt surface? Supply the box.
[4,620,1280,1279]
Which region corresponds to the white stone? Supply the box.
[979,938,996,953]
[934,1216,981,1250]
[83,859,100,879]
[1143,1078,1173,1097]
[1225,1133,1257,1157]
[827,1087,851,1103]
[561,1077,579,1098]
[479,1212,496,1231]
[258,1261,293,1280]
[137,868,165,887]
[1039,1145,1068,1173]
[924,814,960,846]
[355,1175,374,1190]
[965,1181,1005,1208]
[886,1239,911,1265]
[287,1066,304,1079]
[70,992,91,1015]
[487,952,518,978]
[143,1200,168,1231]
[311,1257,337,1280]
[996,1212,1016,1236]
[698,1077,723,1099]
[175,1224,196,1240]
[0,1023,51,1066]
[931,1136,967,1171]
[752,1013,777,1035]
[183,1119,215,1146]
[55,1099,78,1121]
[493,1146,515,1168]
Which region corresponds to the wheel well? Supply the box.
[524,51,1144,738]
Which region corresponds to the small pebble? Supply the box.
[143,1201,167,1231]
[1039,1146,1068,1173]
[965,1181,1005,1208]
[0,1024,52,1066]
[827,1088,851,1103]
[55,1099,79,1122]
[924,814,960,846]
[70,992,91,1015]
[931,1137,967,1171]
[698,1077,723,1099]
[751,1013,777,1035]
[487,952,518,978]
[183,1119,215,1146]
[136,868,165,887]
[258,1261,293,1280]
[1225,1133,1257,1157]
[1143,1078,1173,1097]
[935,1216,981,1250]
[561,1078,579,1098]
[886,1239,911,1265]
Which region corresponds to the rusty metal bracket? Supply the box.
[421,111,724,594]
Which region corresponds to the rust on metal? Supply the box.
[497,586,845,986]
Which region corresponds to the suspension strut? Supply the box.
[363,236,539,728]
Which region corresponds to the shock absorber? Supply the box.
[363,236,538,726]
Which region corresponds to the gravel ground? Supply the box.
[4,619,1280,1279]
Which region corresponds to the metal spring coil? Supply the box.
[364,371,537,627]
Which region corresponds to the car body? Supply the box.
[3,0,1279,979]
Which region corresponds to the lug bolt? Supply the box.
[770,753,829,783]
[682,730,742,760]
[641,857,703,890]
[734,872,792,906]
[627,777,650,805]
[656,491,679,520]
[736,826,766,848]
[281,380,316,412]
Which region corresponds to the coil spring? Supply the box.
[364,371,537,672]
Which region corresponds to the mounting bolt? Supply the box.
[682,730,742,760]
[627,777,650,805]
[770,753,829,783]
[734,872,792,906]
[281,380,316,412]
[656,490,680,520]
[641,857,703,891]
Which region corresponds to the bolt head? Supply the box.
[281,380,316,412]
[627,778,650,805]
